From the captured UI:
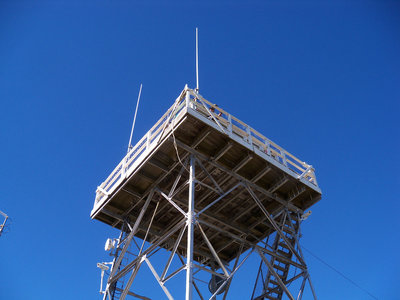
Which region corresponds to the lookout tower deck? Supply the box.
[91,86,321,265]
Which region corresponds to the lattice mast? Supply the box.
[92,86,321,300]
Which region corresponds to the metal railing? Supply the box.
[95,87,318,205]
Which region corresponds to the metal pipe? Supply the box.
[185,155,196,300]
[297,277,307,300]
[120,257,145,300]
[308,274,318,300]
[161,224,187,281]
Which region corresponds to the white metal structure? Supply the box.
[92,86,321,300]
[0,210,8,236]
[93,86,318,209]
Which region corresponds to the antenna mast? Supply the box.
[196,28,199,92]
[127,84,143,152]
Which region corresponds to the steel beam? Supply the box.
[144,258,173,300]
[120,258,144,300]
[186,154,196,300]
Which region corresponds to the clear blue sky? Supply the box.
[1,1,399,299]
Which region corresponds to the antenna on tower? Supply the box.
[127,84,143,153]
[196,27,199,92]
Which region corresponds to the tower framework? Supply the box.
[91,86,321,300]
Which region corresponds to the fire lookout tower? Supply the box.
[91,86,322,300]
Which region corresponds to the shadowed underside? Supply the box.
[91,88,321,266]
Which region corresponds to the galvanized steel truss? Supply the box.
[98,154,316,300]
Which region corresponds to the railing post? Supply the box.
[185,90,191,109]
[227,114,232,137]
[122,157,126,179]
[246,126,252,145]
[281,150,288,167]
[264,139,271,156]
[310,170,318,186]
[146,132,151,149]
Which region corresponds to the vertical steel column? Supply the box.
[185,155,195,300]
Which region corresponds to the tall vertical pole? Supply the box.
[185,155,195,300]
[195,28,199,92]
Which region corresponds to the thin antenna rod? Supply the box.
[196,27,199,92]
[127,83,143,152]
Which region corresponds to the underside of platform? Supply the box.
[91,87,321,265]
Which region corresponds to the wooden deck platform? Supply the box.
[91,87,321,265]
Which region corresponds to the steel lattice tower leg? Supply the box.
[250,210,317,300]
[185,154,195,300]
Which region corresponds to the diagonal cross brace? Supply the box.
[120,257,144,300]
[297,165,313,180]
[190,91,227,135]
[256,248,295,300]
[197,221,229,278]
[112,218,187,284]
[107,189,155,283]
[209,247,254,300]
[168,158,189,198]
[161,224,187,281]
[144,258,174,300]
[196,182,242,217]
[244,184,306,266]
[158,189,187,216]
[195,158,223,194]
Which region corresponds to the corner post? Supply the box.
[185,87,191,109]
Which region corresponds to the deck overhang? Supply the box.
[91,87,321,264]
